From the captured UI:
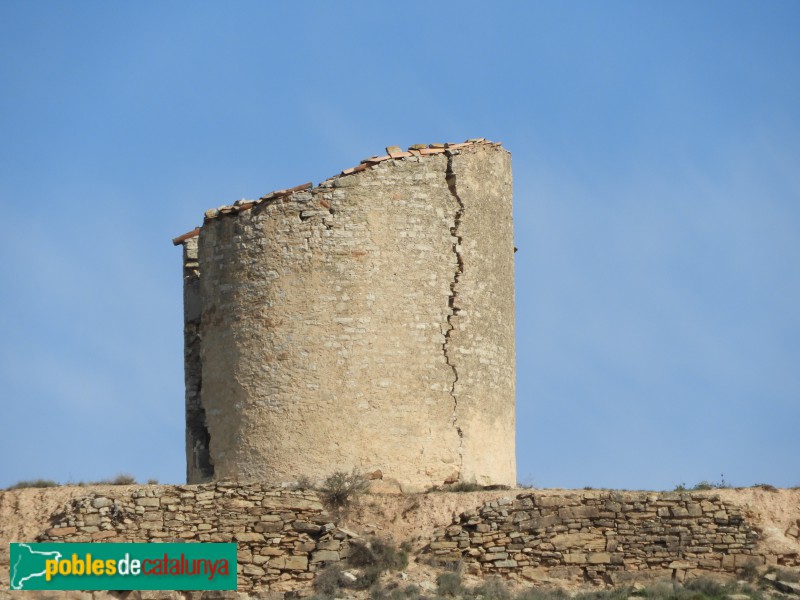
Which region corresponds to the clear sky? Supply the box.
[1,2,798,491]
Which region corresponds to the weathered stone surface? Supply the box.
[426,490,768,582]
[183,141,515,491]
[34,485,349,594]
[46,527,77,537]
[310,550,339,563]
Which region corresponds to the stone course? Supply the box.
[37,484,352,593]
[426,490,786,585]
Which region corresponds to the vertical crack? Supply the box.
[444,152,465,478]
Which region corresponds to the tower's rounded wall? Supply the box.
[191,143,515,490]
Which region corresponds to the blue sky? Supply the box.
[1,2,798,490]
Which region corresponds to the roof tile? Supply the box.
[174,139,506,243]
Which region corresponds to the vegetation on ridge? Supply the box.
[5,473,157,490]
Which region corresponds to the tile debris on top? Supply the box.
[172,139,503,245]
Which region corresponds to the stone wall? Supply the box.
[177,139,515,491]
[426,490,786,585]
[37,484,350,593]
[6,486,799,594]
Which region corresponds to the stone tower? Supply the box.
[173,139,516,491]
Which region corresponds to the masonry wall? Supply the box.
[184,141,515,490]
[37,484,350,593]
[426,490,791,585]
[28,486,799,594]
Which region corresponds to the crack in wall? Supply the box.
[444,152,465,478]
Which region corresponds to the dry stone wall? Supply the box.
[427,491,779,585]
[7,486,799,594]
[37,484,351,593]
[177,139,515,491]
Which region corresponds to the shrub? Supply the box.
[345,537,408,589]
[472,577,511,600]
[753,483,777,492]
[437,571,462,597]
[147,478,159,485]
[294,475,316,490]
[348,538,408,572]
[319,469,369,510]
[739,560,760,582]
[515,589,568,600]
[684,576,730,597]
[573,588,632,600]
[448,481,484,492]
[7,479,59,490]
[313,564,344,596]
[110,474,137,485]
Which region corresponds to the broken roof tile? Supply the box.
[288,181,313,193]
[174,140,506,243]
[363,154,392,165]
[418,147,447,155]
[172,227,200,246]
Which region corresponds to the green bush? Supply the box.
[111,474,137,485]
[348,538,408,572]
[693,481,715,491]
[684,576,731,598]
[472,577,511,600]
[6,479,59,490]
[313,564,344,596]
[346,537,409,590]
[437,571,462,597]
[752,483,777,492]
[739,560,760,582]
[319,469,369,510]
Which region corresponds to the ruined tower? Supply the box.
[173,139,516,491]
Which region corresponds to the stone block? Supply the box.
[564,553,587,564]
[135,498,160,507]
[235,532,265,542]
[493,559,517,568]
[310,550,340,563]
[588,553,611,564]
